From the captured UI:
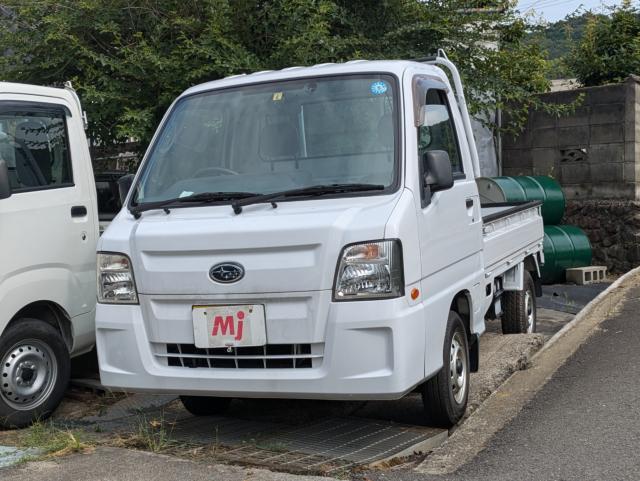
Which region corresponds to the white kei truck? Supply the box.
[97,54,544,427]
[0,82,99,428]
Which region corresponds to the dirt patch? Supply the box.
[467,331,545,417]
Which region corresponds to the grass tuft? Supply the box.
[114,413,176,453]
[19,420,92,458]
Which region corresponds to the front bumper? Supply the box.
[96,292,428,400]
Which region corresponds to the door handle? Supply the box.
[466,198,474,209]
[71,205,87,218]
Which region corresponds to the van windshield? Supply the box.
[132,74,398,206]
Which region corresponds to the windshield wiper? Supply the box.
[231,183,385,215]
[129,191,256,218]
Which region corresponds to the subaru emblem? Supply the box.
[209,262,245,284]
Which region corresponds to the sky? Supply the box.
[517,0,625,22]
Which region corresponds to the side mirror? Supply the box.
[117,174,135,205]
[0,159,12,200]
[422,150,453,204]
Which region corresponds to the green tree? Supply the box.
[566,1,640,86]
[0,0,557,148]
[0,1,256,147]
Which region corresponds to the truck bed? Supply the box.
[482,201,544,276]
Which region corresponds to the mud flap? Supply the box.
[469,333,479,372]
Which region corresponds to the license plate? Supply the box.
[192,305,266,349]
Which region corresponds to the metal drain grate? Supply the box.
[170,416,447,473]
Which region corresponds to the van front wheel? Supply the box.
[0,319,70,429]
[422,311,470,428]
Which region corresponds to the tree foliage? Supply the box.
[525,11,596,79]
[0,0,556,148]
[566,1,640,86]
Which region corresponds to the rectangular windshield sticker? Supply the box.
[272,92,284,101]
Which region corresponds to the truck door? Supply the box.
[413,85,484,374]
[0,100,97,321]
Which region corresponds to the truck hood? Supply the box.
[103,194,403,295]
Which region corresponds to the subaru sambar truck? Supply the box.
[96,54,544,427]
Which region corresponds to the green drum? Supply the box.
[477,176,566,225]
[540,225,592,284]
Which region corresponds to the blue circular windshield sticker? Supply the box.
[370,81,388,95]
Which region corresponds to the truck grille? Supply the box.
[159,343,322,369]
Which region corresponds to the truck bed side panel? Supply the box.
[482,203,544,276]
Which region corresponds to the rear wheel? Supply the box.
[422,311,470,428]
[180,396,231,416]
[0,319,70,428]
[501,271,537,334]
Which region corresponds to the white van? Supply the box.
[97,56,544,427]
[0,83,98,427]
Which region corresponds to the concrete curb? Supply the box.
[415,266,640,475]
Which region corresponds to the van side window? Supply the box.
[0,109,73,191]
[418,90,463,175]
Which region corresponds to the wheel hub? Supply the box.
[525,291,535,333]
[1,340,57,410]
[450,332,468,405]
[17,362,37,385]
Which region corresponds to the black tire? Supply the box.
[501,271,537,334]
[422,311,470,428]
[180,395,231,416]
[0,318,70,429]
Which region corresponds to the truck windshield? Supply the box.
[132,74,398,206]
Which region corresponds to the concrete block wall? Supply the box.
[502,76,640,272]
[502,76,640,201]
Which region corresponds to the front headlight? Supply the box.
[334,239,404,301]
[97,252,138,304]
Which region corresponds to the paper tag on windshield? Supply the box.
[272,92,283,101]
[179,191,194,198]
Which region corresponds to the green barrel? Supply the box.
[477,176,566,225]
[541,225,592,284]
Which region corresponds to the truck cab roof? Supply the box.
[0,81,80,106]
[182,60,446,98]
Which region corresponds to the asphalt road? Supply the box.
[372,285,640,481]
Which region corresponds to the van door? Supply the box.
[413,85,484,375]
[0,100,96,321]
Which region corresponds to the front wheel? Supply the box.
[0,319,70,428]
[422,311,470,428]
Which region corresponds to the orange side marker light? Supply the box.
[410,288,420,300]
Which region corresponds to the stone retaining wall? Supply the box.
[564,200,640,273]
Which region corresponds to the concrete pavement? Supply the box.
[1,446,340,481]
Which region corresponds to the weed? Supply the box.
[116,412,176,453]
[19,421,91,457]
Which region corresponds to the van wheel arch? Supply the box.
[5,302,73,352]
